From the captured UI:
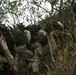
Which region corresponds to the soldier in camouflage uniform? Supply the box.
[0,24,15,75]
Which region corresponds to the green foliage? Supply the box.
[0,0,76,75]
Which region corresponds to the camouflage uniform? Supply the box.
[0,34,14,65]
[0,34,15,75]
[28,42,43,73]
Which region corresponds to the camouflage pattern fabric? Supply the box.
[0,35,14,67]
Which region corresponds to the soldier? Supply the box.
[0,34,15,73]
[0,24,15,75]
[0,24,16,58]
[28,42,43,73]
